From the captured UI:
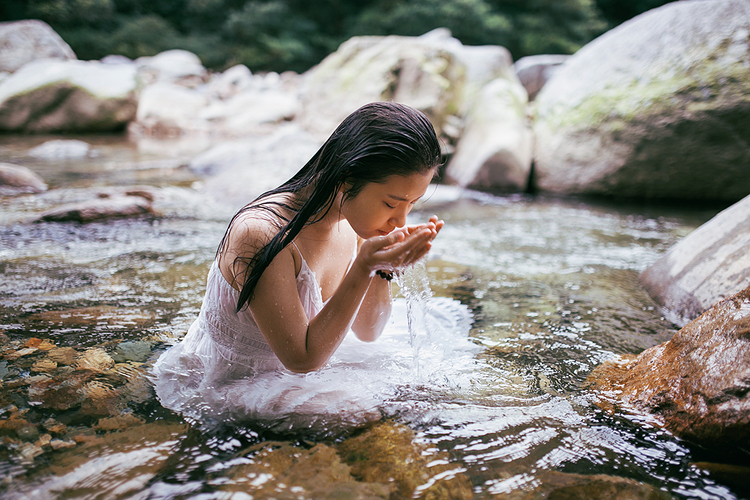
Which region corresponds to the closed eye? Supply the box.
[384,202,395,209]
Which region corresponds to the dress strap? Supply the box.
[290,241,304,277]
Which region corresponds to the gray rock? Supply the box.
[513,54,569,101]
[444,78,533,191]
[640,194,750,326]
[299,28,517,140]
[133,82,209,137]
[205,64,254,100]
[533,0,750,201]
[136,49,207,87]
[0,163,47,195]
[112,341,154,363]
[28,139,92,159]
[0,58,138,133]
[0,20,76,73]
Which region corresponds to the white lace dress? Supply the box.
[151,253,477,431]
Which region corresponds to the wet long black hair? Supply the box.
[218,101,442,312]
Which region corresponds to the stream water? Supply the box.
[0,134,743,499]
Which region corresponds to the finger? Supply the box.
[384,228,432,259]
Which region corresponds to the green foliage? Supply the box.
[108,15,183,59]
[350,0,512,47]
[28,0,115,28]
[595,0,672,26]
[0,0,670,72]
[221,1,320,72]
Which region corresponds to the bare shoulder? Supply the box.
[218,195,295,289]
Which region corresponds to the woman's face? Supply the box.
[341,170,435,239]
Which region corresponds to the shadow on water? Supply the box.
[0,135,746,499]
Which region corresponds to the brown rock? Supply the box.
[220,441,389,499]
[74,348,115,373]
[94,414,145,432]
[588,286,750,449]
[34,195,156,223]
[337,421,473,500]
[28,370,94,411]
[3,347,37,360]
[47,347,76,365]
[41,417,67,435]
[518,470,672,500]
[31,358,58,373]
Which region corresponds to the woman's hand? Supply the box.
[356,215,444,275]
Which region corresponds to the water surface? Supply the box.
[0,134,742,499]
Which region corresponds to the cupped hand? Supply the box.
[357,215,444,275]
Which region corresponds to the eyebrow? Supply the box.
[387,194,409,202]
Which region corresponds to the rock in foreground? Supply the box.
[640,194,750,326]
[588,286,750,450]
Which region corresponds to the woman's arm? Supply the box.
[351,215,444,342]
[245,224,438,372]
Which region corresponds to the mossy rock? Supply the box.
[533,0,750,202]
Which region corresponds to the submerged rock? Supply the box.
[640,194,750,326]
[219,442,390,499]
[74,348,115,373]
[337,421,473,499]
[34,195,157,223]
[0,163,47,195]
[520,470,671,500]
[533,0,750,201]
[0,20,76,73]
[588,286,750,450]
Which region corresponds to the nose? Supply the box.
[390,207,408,228]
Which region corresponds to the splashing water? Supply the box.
[396,259,433,377]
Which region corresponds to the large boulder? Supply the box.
[444,77,533,191]
[0,20,76,74]
[640,194,750,326]
[533,0,750,201]
[0,59,138,133]
[588,286,750,451]
[299,28,518,140]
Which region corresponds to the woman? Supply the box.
[152,102,470,427]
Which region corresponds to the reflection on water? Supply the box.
[0,135,744,499]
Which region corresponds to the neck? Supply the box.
[298,191,344,241]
